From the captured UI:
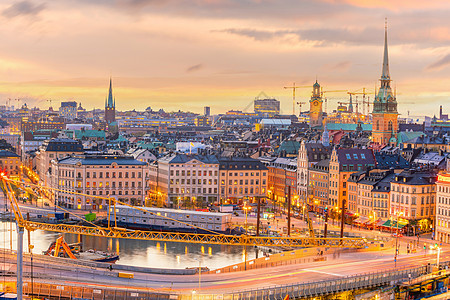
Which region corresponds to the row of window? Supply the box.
[392,185,435,193]
[391,193,435,205]
[220,179,264,186]
[170,187,217,194]
[170,179,217,185]
[171,170,217,177]
[59,180,143,189]
[85,171,142,179]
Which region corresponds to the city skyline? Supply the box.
[1,1,450,116]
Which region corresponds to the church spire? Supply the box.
[381,18,390,81]
[107,77,114,108]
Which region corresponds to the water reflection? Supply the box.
[0,221,256,269]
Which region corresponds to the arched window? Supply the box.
[376,120,380,130]
[388,121,393,131]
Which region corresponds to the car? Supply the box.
[392,232,403,237]
[233,211,239,216]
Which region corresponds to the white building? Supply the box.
[51,153,148,210]
[151,154,219,208]
[126,147,156,163]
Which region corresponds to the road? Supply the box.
[1,240,448,294]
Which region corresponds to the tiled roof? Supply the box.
[374,153,410,169]
[0,150,19,158]
[58,154,146,166]
[219,156,268,170]
[160,154,219,164]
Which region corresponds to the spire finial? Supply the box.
[381,18,390,81]
[107,77,114,108]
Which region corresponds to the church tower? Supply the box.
[309,80,323,128]
[105,78,116,124]
[372,21,398,145]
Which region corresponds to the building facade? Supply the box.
[36,138,84,186]
[328,148,376,213]
[0,150,21,178]
[254,98,280,117]
[153,154,220,208]
[436,171,450,243]
[309,159,330,212]
[51,154,147,210]
[297,141,331,205]
[219,157,268,205]
[389,170,436,233]
[59,101,77,120]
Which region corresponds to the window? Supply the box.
[361,153,366,159]
[353,154,358,159]
[346,154,351,160]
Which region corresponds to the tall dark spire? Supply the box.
[107,77,114,108]
[381,18,390,81]
[373,18,396,114]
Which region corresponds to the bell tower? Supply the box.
[309,80,323,128]
[372,20,398,146]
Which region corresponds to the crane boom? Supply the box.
[1,175,368,248]
[284,83,311,116]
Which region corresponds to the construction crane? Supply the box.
[2,175,367,248]
[348,88,372,115]
[321,90,347,113]
[284,83,311,115]
[47,99,59,109]
[337,101,358,112]
[296,101,306,115]
[1,174,369,299]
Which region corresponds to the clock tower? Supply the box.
[309,80,323,128]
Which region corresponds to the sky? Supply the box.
[1,0,450,117]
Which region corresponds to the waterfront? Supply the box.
[0,221,257,270]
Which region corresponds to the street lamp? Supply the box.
[437,246,441,267]
[242,202,252,233]
[372,211,377,231]
[29,244,34,298]
[193,258,201,292]
[242,202,252,271]
[394,211,404,268]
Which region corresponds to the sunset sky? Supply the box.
[1,0,450,117]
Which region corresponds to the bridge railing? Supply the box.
[182,264,429,300]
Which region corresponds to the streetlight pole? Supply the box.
[394,212,403,268]
[287,186,291,237]
[437,246,441,267]
[256,196,261,236]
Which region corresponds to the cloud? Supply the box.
[328,61,352,71]
[2,1,46,18]
[186,64,203,73]
[426,54,450,71]
[215,28,292,41]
